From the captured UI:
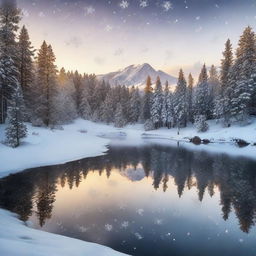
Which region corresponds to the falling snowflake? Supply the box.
[38,11,45,18]
[154,219,163,225]
[85,6,95,15]
[136,208,144,216]
[187,232,191,236]
[140,0,148,8]
[121,221,129,229]
[195,16,200,20]
[162,1,173,11]
[119,0,129,9]
[134,232,143,240]
[225,229,229,234]
[105,224,113,231]
[105,25,113,32]
[22,9,29,17]
[239,238,244,243]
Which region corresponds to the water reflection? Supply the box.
[0,145,256,256]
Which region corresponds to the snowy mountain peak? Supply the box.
[97,63,177,88]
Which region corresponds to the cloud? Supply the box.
[65,36,83,48]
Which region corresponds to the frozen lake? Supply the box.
[0,144,256,256]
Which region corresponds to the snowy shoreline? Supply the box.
[1,118,256,178]
[0,209,128,256]
[1,118,256,256]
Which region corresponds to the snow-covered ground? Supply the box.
[0,118,256,256]
[1,118,256,178]
[0,209,127,256]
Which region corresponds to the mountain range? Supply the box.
[97,63,177,88]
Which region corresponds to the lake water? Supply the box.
[1,144,256,256]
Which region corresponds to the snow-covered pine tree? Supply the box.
[144,118,155,131]
[141,75,153,122]
[5,85,27,147]
[161,81,169,127]
[230,27,255,123]
[79,88,92,120]
[91,80,110,115]
[0,0,21,124]
[119,85,130,122]
[173,69,187,128]
[187,73,194,123]
[194,64,211,119]
[17,25,34,117]
[101,90,115,124]
[129,86,141,124]
[72,71,84,113]
[84,74,97,112]
[166,90,174,129]
[114,102,126,128]
[194,115,209,132]
[151,76,163,128]
[54,68,77,124]
[208,65,220,119]
[214,39,233,126]
[33,42,58,126]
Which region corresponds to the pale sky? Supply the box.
[17,0,256,77]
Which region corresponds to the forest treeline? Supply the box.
[0,0,256,147]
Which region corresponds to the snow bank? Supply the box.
[1,118,256,178]
[0,120,113,177]
[0,209,128,256]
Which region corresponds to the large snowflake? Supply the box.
[140,0,148,8]
[119,0,129,9]
[162,1,173,11]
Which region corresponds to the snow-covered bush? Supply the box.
[195,115,209,132]
[144,119,155,131]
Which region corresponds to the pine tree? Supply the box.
[73,71,83,113]
[5,85,27,147]
[151,76,163,128]
[194,115,209,132]
[54,68,77,124]
[80,89,92,120]
[141,75,153,121]
[33,42,58,126]
[101,90,115,124]
[161,81,169,127]
[0,0,21,124]
[208,65,220,119]
[114,103,126,128]
[194,64,211,119]
[187,73,194,123]
[214,39,233,126]
[129,86,141,123]
[173,69,187,128]
[230,27,255,123]
[17,25,34,115]
[166,91,174,129]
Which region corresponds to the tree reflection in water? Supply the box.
[0,144,256,234]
